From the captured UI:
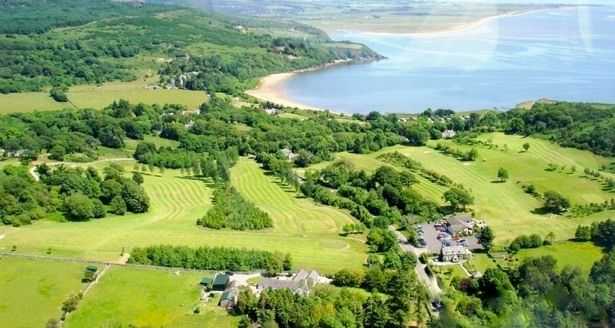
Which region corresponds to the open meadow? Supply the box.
[0,257,85,328]
[0,158,366,273]
[0,78,206,114]
[515,241,604,275]
[65,266,235,328]
[306,133,615,244]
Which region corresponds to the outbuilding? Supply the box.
[212,273,230,291]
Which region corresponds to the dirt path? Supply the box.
[82,264,110,297]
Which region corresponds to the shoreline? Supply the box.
[245,6,564,113]
[246,59,356,113]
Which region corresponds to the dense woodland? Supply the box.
[0,0,379,94]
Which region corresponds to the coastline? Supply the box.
[246,59,356,113]
[245,6,560,112]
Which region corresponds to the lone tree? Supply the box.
[478,226,495,251]
[523,142,530,152]
[49,87,68,102]
[443,187,474,211]
[497,168,509,182]
[542,191,570,214]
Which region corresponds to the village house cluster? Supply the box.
[417,213,486,263]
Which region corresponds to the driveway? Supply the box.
[390,228,442,298]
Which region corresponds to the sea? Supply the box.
[279,6,615,114]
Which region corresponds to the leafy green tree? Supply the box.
[542,191,570,214]
[443,187,474,211]
[523,143,530,152]
[478,226,495,251]
[121,180,149,213]
[63,193,95,221]
[132,172,144,185]
[497,168,509,182]
[49,87,68,102]
[109,196,127,215]
[333,269,364,287]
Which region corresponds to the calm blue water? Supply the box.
[281,6,615,113]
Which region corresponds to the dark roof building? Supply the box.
[200,277,213,289]
[212,273,230,291]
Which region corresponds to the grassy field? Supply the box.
[0,78,206,114]
[515,241,603,275]
[306,133,615,243]
[0,158,366,273]
[0,257,85,328]
[66,266,236,328]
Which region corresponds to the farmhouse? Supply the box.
[257,269,326,295]
[440,245,472,263]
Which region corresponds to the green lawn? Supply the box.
[65,266,236,328]
[465,253,498,275]
[0,79,206,114]
[306,133,615,244]
[0,257,85,328]
[515,241,604,275]
[0,159,366,273]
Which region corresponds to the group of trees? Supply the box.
[501,102,615,157]
[436,253,615,327]
[37,163,149,221]
[508,233,552,252]
[197,185,273,230]
[0,165,53,226]
[128,245,291,274]
[435,143,479,162]
[301,162,441,228]
[0,100,172,162]
[575,219,615,250]
[0,162,149,226]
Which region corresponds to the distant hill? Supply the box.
[0,0,380,94]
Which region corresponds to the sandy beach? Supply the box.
[246,72,325,111]
[246,59,354,112]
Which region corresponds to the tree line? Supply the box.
[128,245,291,274]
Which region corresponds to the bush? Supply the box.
[332,269,364,287]
[49,87,68,102]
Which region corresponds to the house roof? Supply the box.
[213,273,229,286]
[441,245,470,255]
[200,277,213,286]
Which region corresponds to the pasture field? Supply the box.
[0,257,85,328]
[0,79,206,114]
[515,241,603,275]
[65,267,236,328]
[306,133,615,243]
[0,159,365,273]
